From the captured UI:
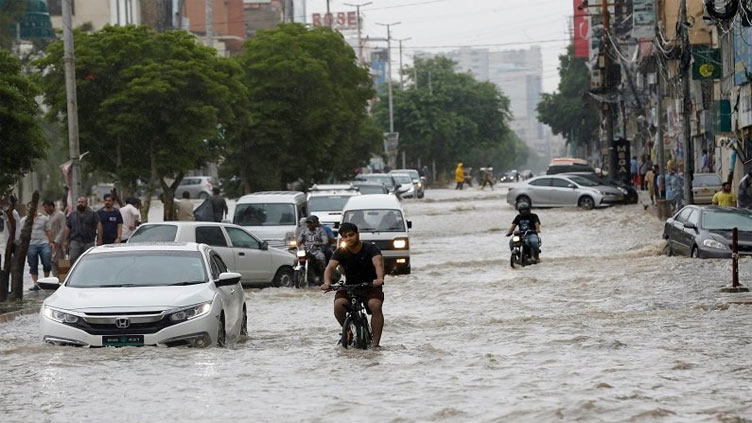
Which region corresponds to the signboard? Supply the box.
[733,21,752,85]
[573,0,589,58]
[311,12,357,30]
[691,46,721,80]
[632,0,655,40]
[614,138,631,184]
[384,132,399,155]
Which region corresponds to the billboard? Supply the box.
[632,0,655,40]
[734,21,752,85]
[311,11,358,30]
[573,0,589,58]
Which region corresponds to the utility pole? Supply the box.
[679,0,694,204]
[326,0,332,28]
[205,0,213,48]
[377,21,401,169]
[62,0,81,203]
[656,58,665,199]
[396,37,412,90]
[601,0,616,177]
[344,2,372,64]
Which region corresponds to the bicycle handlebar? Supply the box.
[324,282,374,292]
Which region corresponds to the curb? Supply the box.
[0,306,39,324]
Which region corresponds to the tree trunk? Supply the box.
[141,143,158,223]
[160,172,183,222]
[10,191,39,301]
[0,199,18,302]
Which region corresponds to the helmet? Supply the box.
[516,202,530,211]
[305,216,318,224]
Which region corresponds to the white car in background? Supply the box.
[128,222,295,287]
[307,184,360,231]
[390,173,417,199]
[39,243,245,348]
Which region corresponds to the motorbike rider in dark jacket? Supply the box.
[505,202,542,262]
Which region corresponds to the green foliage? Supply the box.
[224,24,380,192]
[0,48,46,194]
[0,0,26,50]
[34,26,246,204]
[372,56,513,173]
[536,44,599,155]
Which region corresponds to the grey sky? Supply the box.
[306,0,573,93]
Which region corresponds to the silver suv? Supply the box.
[177,176,218,199]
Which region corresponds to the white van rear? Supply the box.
[339,194,411,274]
[233,191,306,250]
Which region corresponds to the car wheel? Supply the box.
[691,246,700,259]
[665,240,674,256]
[199,192,209,200]
[240,305,248,336]
[578,196,595,210]
[272,267,294,288]
[217,315,226,347]
[516,195,531,209]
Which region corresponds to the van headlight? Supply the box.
[43,306,79,324]
[703,239,728,250]
[393,238,408,249]
[168,302,212,322]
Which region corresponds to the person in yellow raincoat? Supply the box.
[455,163,464,190]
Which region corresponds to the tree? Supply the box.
[0,48,46,195]
[224,24,380,192]
[35,26,246,220]
[536,44,599,158]
[372,56,513,175]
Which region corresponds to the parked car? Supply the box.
[128,221,295,287]
[390,173,417,198]
[350,181,390,195]
[177,176,218,199]
[389,169,425,198]
[546,158,595,175]
[38,242,246,347]
[307,184,360,230]
[663,205,752,258]
[499,171,517,183]
[692,173,723,205]
[506,174,624,210]
[353,174,401,198]
[563,172,638,204]
[340,194,412,274]
[233,191,307,250]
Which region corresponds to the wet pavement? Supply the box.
[1,186,751,422]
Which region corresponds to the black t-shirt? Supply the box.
[97,208,123,244]
[512,213,540,233]
[332,242,381,284]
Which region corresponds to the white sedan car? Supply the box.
[128,222,295,287]
[39,243,246,348]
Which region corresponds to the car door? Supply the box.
[195,226,237,275]
[209,253,241,336]
[549,177,579,206]
[680,209,701,254]
[224,226,272,283]
[527,178,553,206]
[670,208,693,255]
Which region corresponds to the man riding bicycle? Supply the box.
[322,222,385,347]
[506,202,542,263]
[297,216,329,281]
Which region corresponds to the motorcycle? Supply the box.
[293,246,324,288]
[509,230,539,268]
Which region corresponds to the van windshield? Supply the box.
[343,209,405,232]
[234,203,296,226]
[309,196,352,212]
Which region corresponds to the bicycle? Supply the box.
[325,282,373,349]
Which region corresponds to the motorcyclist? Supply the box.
[505,202,542,263]
[297,216,329,281]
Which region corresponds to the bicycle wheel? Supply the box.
[353,316,372,350]
[339,316,357,349]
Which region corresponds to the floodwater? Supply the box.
[1,187,751,422]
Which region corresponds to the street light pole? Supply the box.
[376,22,400,134]
[344,2,372,64]
[62,0,81,204]
[395,37,412,90]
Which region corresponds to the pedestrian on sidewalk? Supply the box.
[43,200,66,277]
[120,197,141,242]
[630,156,639,187]
[645,166,656,205]
[454,163,464,190]
[480,164,494,190]
[176,191,195,221]
[64,197,100,265]
[712,182,737,207]
[97,193,123,245]
[209,187,228,222]
[21,204,54,291]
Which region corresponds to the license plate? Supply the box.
[102,335,144,347]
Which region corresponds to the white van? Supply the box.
[339,194,412,275]
[307,184,360,231]
[233,191,307,250]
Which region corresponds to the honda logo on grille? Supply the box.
[115,318,130,329]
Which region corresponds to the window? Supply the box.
[687,210,700,226]
[234,203,296,226]
[550,179,572,188]
[343,209,405,232]
[529,178,551,187]
[209,255,221,280]
[67,251,206,288]
[308,196,352,212]
[692,174,722,187]
[703,211,752,231]
[128,225,178,242]
[675,208,693,223]
[225,227,260,249]
[196,226,228,247]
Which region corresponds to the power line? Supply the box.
[399,38,570,50]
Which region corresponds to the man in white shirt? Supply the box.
[120,197,142,242]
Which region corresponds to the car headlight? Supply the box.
[168,302,212,323]
[617,187,628,195]
[43,306,79,324]
[296,249,307,257]
[702,239,728,250]
[393,238,408,249]
[512,236,521,242]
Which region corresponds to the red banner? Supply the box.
[574,0,589,58]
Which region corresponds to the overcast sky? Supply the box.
[305,0,573,93]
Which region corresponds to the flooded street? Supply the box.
[2,187,751,422]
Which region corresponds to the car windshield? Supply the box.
[234,203,296,226]
[693,174,722,187]
[392,170,419,181]
[354,185,386,195]
[566,175,598,187]
[128,225,177,242]
[392,174,412,184]
[702,211,752,231]
[343,209,405,232]
[67,251,207,288]
[358,175,394,189]
[308,196,352,212]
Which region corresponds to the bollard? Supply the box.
[721,227,750,293]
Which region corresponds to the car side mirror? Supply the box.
[216,272,241,287]
[568,184,576,189]
[407,220,412,229]
[260,241,268,250]
[683,222,697,231]
[38,276,61,290]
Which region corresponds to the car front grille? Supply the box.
[67,313,177,335]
